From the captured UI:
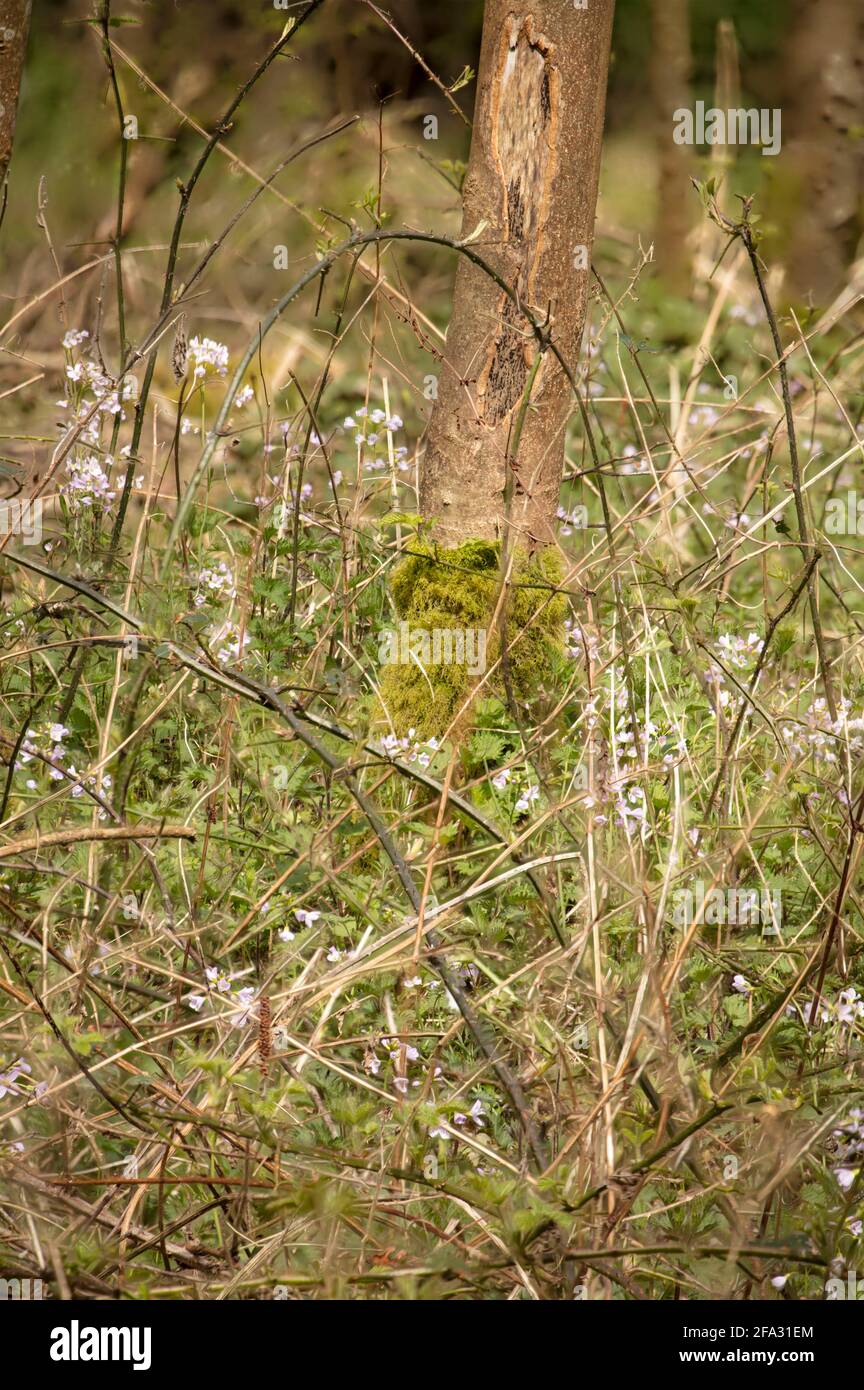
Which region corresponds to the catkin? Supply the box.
[257,995,272,1079]
[171,313,188,383]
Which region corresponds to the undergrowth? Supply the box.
[0,5,863,1303]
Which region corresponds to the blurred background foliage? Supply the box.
[4,0,860,303]
[1,0,862,493]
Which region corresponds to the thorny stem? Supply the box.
[741,221,836,719]
[704,552,819,818]
[699,187,836,720]
[97,0,129,368]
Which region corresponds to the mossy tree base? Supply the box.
[377,539,566,738]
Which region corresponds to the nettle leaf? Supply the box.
[70,1030,105,1057]
[724,995,751,1026]
[181,609,211,632]
[253,576,293,605]
[467,729,506,765]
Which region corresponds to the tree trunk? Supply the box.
[650,0,693,295]
[419,0,615,551]
[0,0,31,196]
[692,19,740,301]
[780,0,864,303]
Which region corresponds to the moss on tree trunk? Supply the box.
[378,541,565,737]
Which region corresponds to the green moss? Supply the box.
[377,540,566,737]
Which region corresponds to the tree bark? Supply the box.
[0,0,31,195]
[780,0,864,303]
[419,0,615,551]
[650,0,693,295]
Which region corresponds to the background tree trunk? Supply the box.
[0,0,31,197]
[650,0,694,295]
[419,0,615,551]
[692,19,740,301]
[780,0,864,303]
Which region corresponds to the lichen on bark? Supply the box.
[377,540,566,738]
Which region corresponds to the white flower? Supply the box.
[207,620,250,665]
[514,785,540,815]
[0,1058,31,1098]
[802,1000,830,1026]
[186,993,206,1012]
[731,974,751,994]
[194,561,236,605]
[229,987,257,1029]
[61,453,116,513]
[63,328,89,349]
[295,908,320,927]
[326,945,341,963]
[771,1275,788,1289]
[188,336,230,380]
[278,927,295,943]
[836,987,864,1025]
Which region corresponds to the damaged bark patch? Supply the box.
[478,14,560,426]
